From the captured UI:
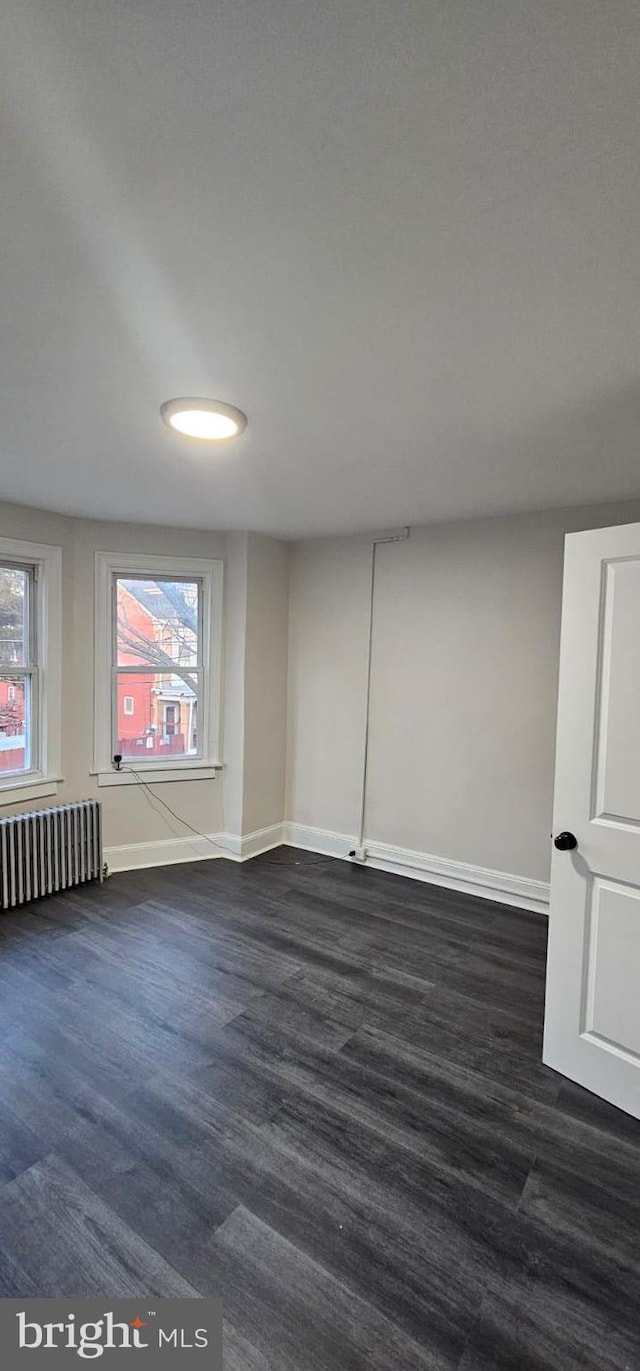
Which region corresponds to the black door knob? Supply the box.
[554,831,577,851]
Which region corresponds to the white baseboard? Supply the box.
[282,822,549,915]
[106,818,549,916]
[282,822,356,860]
[237,823,285,859]
[105,834,220,872]
[105,823,284,874]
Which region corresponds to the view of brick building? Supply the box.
[115,578,198,761]
[0,675,26,773]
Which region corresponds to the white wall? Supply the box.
[222,533,249,841]
[221,532,290,840]
[286,500,640,887]
[0,501,289,860]
[286,535,372,837]
[242,535,290,836]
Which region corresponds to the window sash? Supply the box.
[112,575,203,671]
[0,563,38,776]
[113,668,202,760]
[111,594,204,760]
[0,561,36,667]
[0,671,36,776]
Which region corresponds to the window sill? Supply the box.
[94,764,222,787]
[0,774,63,807]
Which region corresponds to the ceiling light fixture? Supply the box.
[160,397,247,441]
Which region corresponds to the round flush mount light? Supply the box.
[160,397,247,441]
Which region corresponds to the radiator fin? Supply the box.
[0,801,103,911]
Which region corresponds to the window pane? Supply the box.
[0,674,30,773]
[116,578,199,669]
[0,567,27,667]
[116,672,198,760]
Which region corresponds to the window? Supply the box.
[0,538,62,805]
[94,552,223,784]
[0,564,34,776]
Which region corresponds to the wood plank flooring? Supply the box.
[1,848,639,1369]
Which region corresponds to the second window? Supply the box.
[114,575,202,763]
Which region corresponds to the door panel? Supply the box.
[583,878,640,1060]
[544,521,640,1119]
[595,560,640,825]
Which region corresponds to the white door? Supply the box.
[544,521,640,1119]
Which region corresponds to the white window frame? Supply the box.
[122,694,135,715]
[93,551,223,786]
[0,537,62,807]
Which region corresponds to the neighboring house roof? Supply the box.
[156,676,197,698]
[120,580,179,623]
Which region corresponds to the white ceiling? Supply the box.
[2,0,640,538]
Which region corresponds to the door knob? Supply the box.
[554,831,577,851]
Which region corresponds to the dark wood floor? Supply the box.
[0,849,639,1369]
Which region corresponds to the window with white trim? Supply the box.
[0,538,62,805]
[94,552,223,784]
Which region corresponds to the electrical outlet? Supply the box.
[350,846,367,862]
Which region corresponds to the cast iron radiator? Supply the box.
[0,800,103,910]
